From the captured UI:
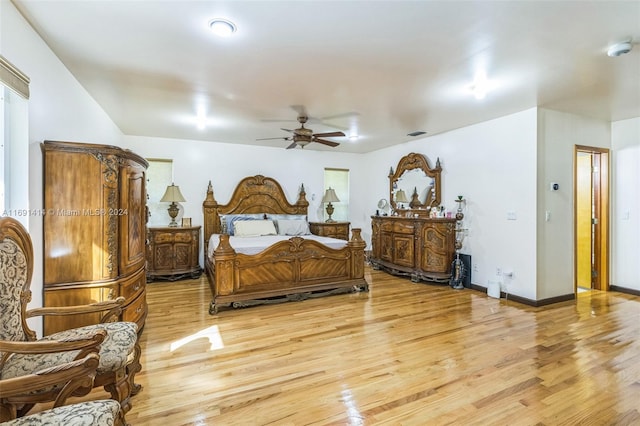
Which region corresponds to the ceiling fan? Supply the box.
[257,115,345,149]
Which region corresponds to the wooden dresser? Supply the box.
[146,226,201,281]
[370,216,456,283]
[42,141,148,335]
[309,221,350,240]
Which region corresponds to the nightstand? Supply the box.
[146,226,202,281]
[309,222,350,240]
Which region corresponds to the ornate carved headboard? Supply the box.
[202,175,309,252]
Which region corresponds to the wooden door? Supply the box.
[43,145,118,284]
[420,222,455,274]
[574,146,609,291]
[119,158,147,276]
[380,232,393,262]
[392,234,415,267]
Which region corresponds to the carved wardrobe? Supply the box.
[42,141,148,335]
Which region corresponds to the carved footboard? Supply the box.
[208,229,368,314]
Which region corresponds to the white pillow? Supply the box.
[276,219,311,236]
[234,219,277,237]
[266,214,307,221]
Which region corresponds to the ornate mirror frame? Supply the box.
[389,152,442,213]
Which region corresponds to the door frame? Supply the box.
[574,145,610,291]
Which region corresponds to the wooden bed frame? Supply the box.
[202,175,368,314]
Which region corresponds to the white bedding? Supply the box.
[207,234,347,259]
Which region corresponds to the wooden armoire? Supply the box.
[42,141,148,335]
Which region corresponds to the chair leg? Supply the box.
[104,370,132,414]
[127,341,143,396]
[115,406,128,426]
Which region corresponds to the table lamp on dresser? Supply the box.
[160,183,186,227]
[322,187,340,223]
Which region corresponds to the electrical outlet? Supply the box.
[496,267,502,276]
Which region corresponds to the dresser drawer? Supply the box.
[120,268,145,300]
[309,222,350,241]
[381,221,414,234]
[123,291,147,326]
[173,231,193,243]
[153,232,175,243]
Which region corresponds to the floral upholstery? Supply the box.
[1,400,121,426]
[0,239,29,344]
[0,216,141,419]
[1,322,138,380]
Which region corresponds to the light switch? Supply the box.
[507,211,517,220]
[545,210,551,222]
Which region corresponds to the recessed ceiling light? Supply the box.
[607,41,633,57]
[468,70,499,100]
[208,19,237,37]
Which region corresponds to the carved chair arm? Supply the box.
[0,352,100,398]
[26,297,125,323]
[0,329,106,355]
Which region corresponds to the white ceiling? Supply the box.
[12,0,640,153]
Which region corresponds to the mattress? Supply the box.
[207,234,347,259]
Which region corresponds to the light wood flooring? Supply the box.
[93,267,640,425]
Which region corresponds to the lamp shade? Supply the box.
[160,184,186,203]
[322,188,340,203]
[395,189,409,203]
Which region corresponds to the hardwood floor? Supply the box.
[94,267,640,424]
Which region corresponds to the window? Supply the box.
[146,159,174,227]
[323,168,349,222]
[1,56,30,220]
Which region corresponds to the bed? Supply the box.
[202,175,368,314]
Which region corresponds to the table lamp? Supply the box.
[322,187,340,223]
[160,183,186,227]
[395,189,409,210]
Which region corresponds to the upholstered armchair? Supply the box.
[0,351,125,425]
[0,217,142,419]
[0,337,104,420]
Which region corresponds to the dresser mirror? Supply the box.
[389,152,441,213]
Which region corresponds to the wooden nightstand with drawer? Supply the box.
[309,222,350,240]
[146,226,202,281]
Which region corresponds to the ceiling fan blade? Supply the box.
[321,111,360,120]
[290,105,308,116]
[280,128,295,133]
[286,141,298,149]
[313,131,345,138]
[261,118,296,123]
[256,136,290,141]
[313,138,340,147]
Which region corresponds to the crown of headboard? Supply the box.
[203,175,309,251]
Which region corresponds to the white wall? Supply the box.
[2,1,124,335]
[536,109,611,299]
[365,109,539,300]
[123,135,366,264]
[611,117,640,291]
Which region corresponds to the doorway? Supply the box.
[574,146,609,292]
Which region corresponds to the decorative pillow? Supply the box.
[220,214,265,235]
[276,219,311,236]
[234,220,277,237]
